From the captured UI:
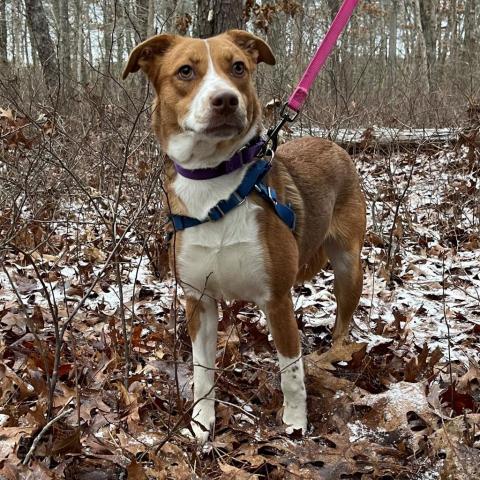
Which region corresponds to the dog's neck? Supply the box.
[164,123,261,171]
[164,126,262,220]
[171,135,264,180]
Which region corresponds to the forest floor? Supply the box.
[0,135,479,479]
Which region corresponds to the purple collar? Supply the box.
[173,137,265,180]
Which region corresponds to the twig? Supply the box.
[442,253,454,405]
[386,152,416,273]
[22,407,74,465]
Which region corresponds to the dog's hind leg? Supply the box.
[324,237,363,344]
[265,295,307,433]
[186,296,218,443]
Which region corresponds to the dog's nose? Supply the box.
[211,91,239,114]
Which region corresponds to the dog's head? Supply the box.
[123,30,275,168]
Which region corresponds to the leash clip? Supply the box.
[280,102,301,122]
[265,102,301,153]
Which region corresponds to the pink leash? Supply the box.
[286,0,360,113]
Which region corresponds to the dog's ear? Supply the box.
[122,34,177,80]
[225,30,276,66]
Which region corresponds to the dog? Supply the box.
[123,30,366,443]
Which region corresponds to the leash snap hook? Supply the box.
[265,102,301,154]
[280,102,301,122]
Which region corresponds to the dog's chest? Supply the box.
[173,173,270,304]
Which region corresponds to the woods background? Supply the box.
[0,1,479,479]
[1,0,479,127]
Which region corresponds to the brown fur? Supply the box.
[123,31,272,163]
[124,30,366,369]
[185,296,205,342]
[254,137,366,353]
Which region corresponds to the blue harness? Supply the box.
[170,159,296,232]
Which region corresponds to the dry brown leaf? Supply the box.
[126,460,148,480]
[0,426,34,464]
[355,380,439,451]
[219,462,260,479]
[83,246,107,262]
[305,342,367,371]
[457,364,480,394]
[429,414,480,480]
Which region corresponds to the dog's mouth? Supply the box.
[203,123,243,138]
[200,112,246,138]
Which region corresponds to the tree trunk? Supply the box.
[13,3,21,65]
[59,0,71,79]
[116,0,126,68]
[147,0,154,36]
[74,0,86,83]
[418,0,437,91]
[24,0,59,91]
[413,0,430,92]
[388,0,397,64]
[136,0,149,40]
[196,0,245,38]
[464,0,477,59]
[0,0,7,64]
[103,0,113,70]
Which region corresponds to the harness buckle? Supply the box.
[232,191,247,206]
[208,204,225,221]
[267,186,277,204]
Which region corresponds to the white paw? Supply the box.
[187,403,215,444]
[283,403,307,434]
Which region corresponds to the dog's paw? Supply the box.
[185,404,215,444]
[282,404,307,435]
[181,424,211,444]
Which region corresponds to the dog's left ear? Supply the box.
[122,34,177,80]
[225,30,276,66]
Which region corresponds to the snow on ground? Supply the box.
[1,143,479,478]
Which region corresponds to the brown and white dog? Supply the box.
[123,30,366,442]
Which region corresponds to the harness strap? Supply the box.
[170,160,295,232]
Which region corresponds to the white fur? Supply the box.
[190,298,218,442]
[171,39,269,303]
[278,353,307,433]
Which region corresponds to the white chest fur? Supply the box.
[173,169,270,305]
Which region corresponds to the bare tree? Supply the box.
[196,0,245,38]
[464,0,477,59]
[0,0,7,65]
[388,0,398,65]
[418,0,437,91]
[24,0,59,91]
[59,0,72,79]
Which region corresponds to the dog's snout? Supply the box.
[211,91,239,114]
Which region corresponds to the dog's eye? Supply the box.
[178,65,194,80]
[232,61,245,77]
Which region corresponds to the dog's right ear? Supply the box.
[122,34,176,80]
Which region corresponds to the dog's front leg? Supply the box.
[186,296,218,443]
[266,295,307,433]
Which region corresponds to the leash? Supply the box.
[265,0,360,151]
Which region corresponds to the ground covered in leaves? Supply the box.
[1,115,479,479]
